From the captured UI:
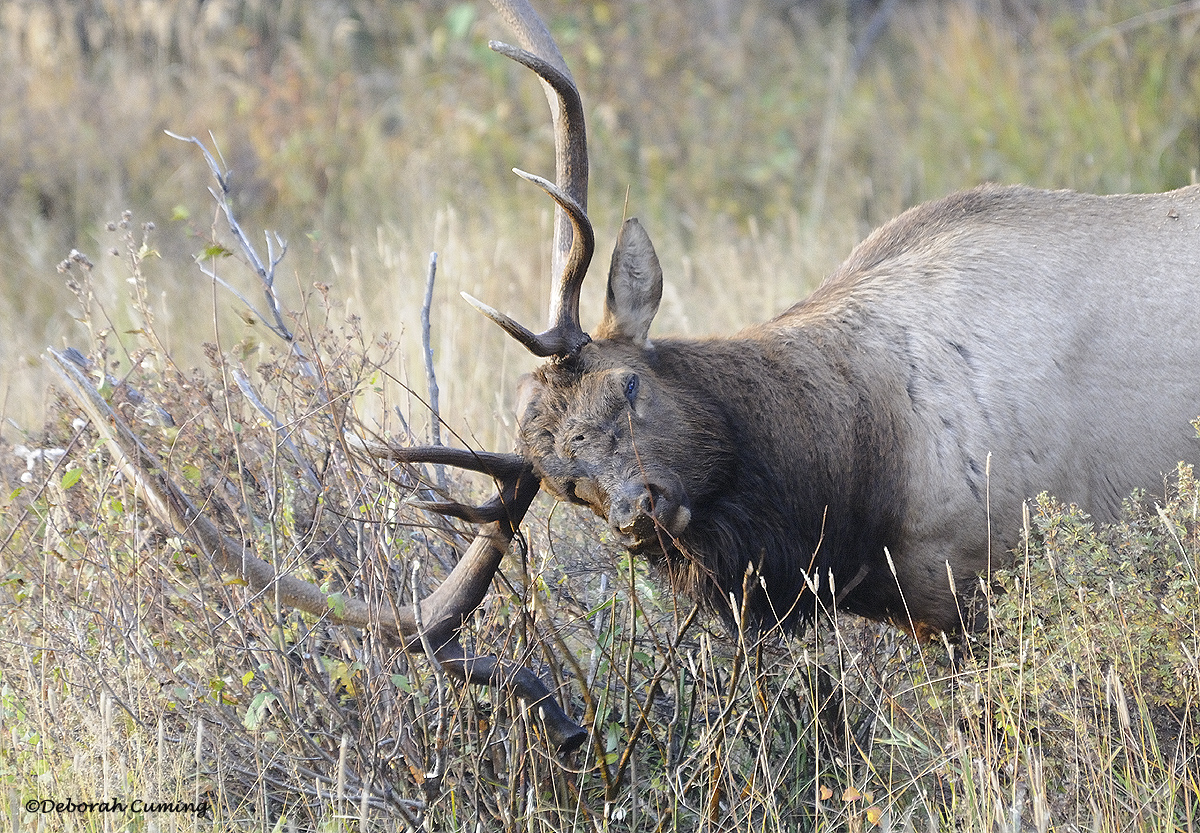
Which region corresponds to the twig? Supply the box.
[58,346,175,428]
[230,363,320,491]
[167,131,334,486]
[165,131,298,351]
[410,553,448,801]
[1072,0,1200,57]
[420,253,446,490]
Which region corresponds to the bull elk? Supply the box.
[52,0,1200,754]
[394,0,1200,743]
[449,2,1200,634]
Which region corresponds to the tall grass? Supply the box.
[1,0,1199,829]
[3,240,1198,828]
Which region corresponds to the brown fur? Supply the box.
[516,185,1200,634]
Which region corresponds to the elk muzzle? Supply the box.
[607,477,692,552]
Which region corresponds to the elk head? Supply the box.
[467,6,733,568]
[509,221,738,560]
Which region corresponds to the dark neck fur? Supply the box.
[642,329,909,631]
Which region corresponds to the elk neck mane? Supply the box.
[621,311,913,632]
[602,186,1041,632]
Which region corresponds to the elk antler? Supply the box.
[465,0,594,358]
[359,442,532,524]
[462,168,594,357]
[46,347,588,753]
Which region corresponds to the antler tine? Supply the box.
[353,439,533,521]
[484,2,587,210]
[463,166,594,357]
[362,442,529,480]
[477,1,593,358]
[351,439,538,522]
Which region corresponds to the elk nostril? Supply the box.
[636,489,655,515]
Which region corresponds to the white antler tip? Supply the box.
[461,291,498,317]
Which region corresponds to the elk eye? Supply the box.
[624,373,640,405]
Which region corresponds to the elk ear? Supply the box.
[596,218,662,347]
[515,373,542,425]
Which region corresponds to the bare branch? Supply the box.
[229,362,321,491]
[166,131,295,347]
[420,252,446,490]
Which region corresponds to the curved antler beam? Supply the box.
[466,6,594,359]
[46,348,587,753]
[436,639,587,752]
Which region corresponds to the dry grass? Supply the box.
[2,0,1200,830]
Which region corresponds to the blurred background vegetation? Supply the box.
[2,0,1199,447]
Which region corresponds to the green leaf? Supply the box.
[243,691,279,731]
[199,244,233,260]
[60,467,82,490]
[326,592,347,618]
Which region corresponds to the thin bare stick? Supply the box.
[165,131,296,349]
[420,252,446,490]
[1073,0,1200,56]
[410,553,449,787]
[230,363,320,491]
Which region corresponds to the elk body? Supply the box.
[515,186,1200,636]
[451,8,1200,643]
